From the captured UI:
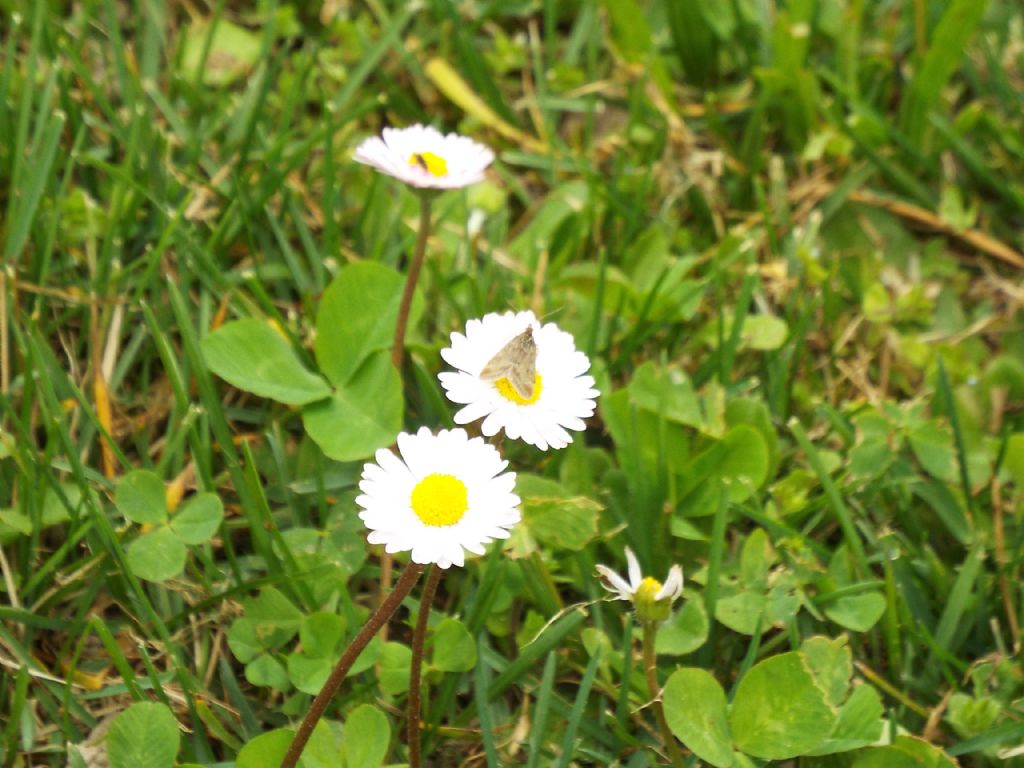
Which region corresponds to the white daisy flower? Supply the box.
[438,310,599,451]
[596,547,684,623]
[353,124,495,189]
[356,427,521,569]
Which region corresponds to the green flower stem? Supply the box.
[642,622,685,768]
[408,565,442,768]
[280,563,425,768]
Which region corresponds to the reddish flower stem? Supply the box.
[390,192,432,370]
[407,565,442,768]
[380,193,433,624]
[280,564,425,768]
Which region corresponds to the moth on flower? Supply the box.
[479,326,537,400]
[439,310,599,451]
[356,428,521,569]
[596,546,684,623]
[353,124,494,189]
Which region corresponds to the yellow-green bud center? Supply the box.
[634,576,672,623]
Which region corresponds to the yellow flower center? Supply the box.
[410,473,468,527]
[408,151,448,177]
[494,374,543,405]
[636,576,663,603]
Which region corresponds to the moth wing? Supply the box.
[480,347,516,381]
[504,351,536,399]
[479,329,537,399]
[480,330,528,379]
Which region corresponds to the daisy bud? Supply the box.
[596,548,684,624]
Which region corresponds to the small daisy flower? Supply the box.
[596,547,684,623]
[438,310,599,451]
[353,124,494,189]
[356,427,520,569]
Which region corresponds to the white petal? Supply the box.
[595,565,634,601]
[624,547,642,591]
[657,566,684,601]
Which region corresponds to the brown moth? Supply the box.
[479,327,537,400]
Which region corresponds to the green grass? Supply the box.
[2,0,1024,766]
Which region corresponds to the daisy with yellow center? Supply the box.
[596,547,684,623]
[356,427,520,569]
[353,124,494,189]
[438,310,600,450]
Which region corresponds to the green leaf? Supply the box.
[679,425,769,515]
[715,591,766,636]
[946,692,1001,739]
[518,474,602,551]
[431,618,477,672]
[726,397,780,476]
[324,508,372,579]
[765,580,802,627]
[106,702,180,768]
[581,627,614,675]
[314,262,424,387]
[1003,433,1024,487]
[0,509,31,539]
[246,653,290,691]
[907,420,955,481]
[169,493,223,545]
[663,668,734,768]
[297,721,345,768]
[739,528,774,589]
[201,319,331,406]
[40,483,80,526]
[850,436,895,480]
[227,619,262,664]
[729,652,836,759]
[300,612,346,658]
[243,587,304,649]
[115,470,167,525]
[340,704,391,768]
[180,19,262,87]
[800,636,851,708]
[287,652,332,695]
[236,730,293,768]
[807,684,885,755]
[125,527,187,581]
[656,593,709,656]
[628,361,704,428]
[984,355,1024,399]
[740,314,788,350]
[851,735,958,768]
[302,351,402,462]
[378,641,413,696]
[350,636,383,677]
[825,591,887,633]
